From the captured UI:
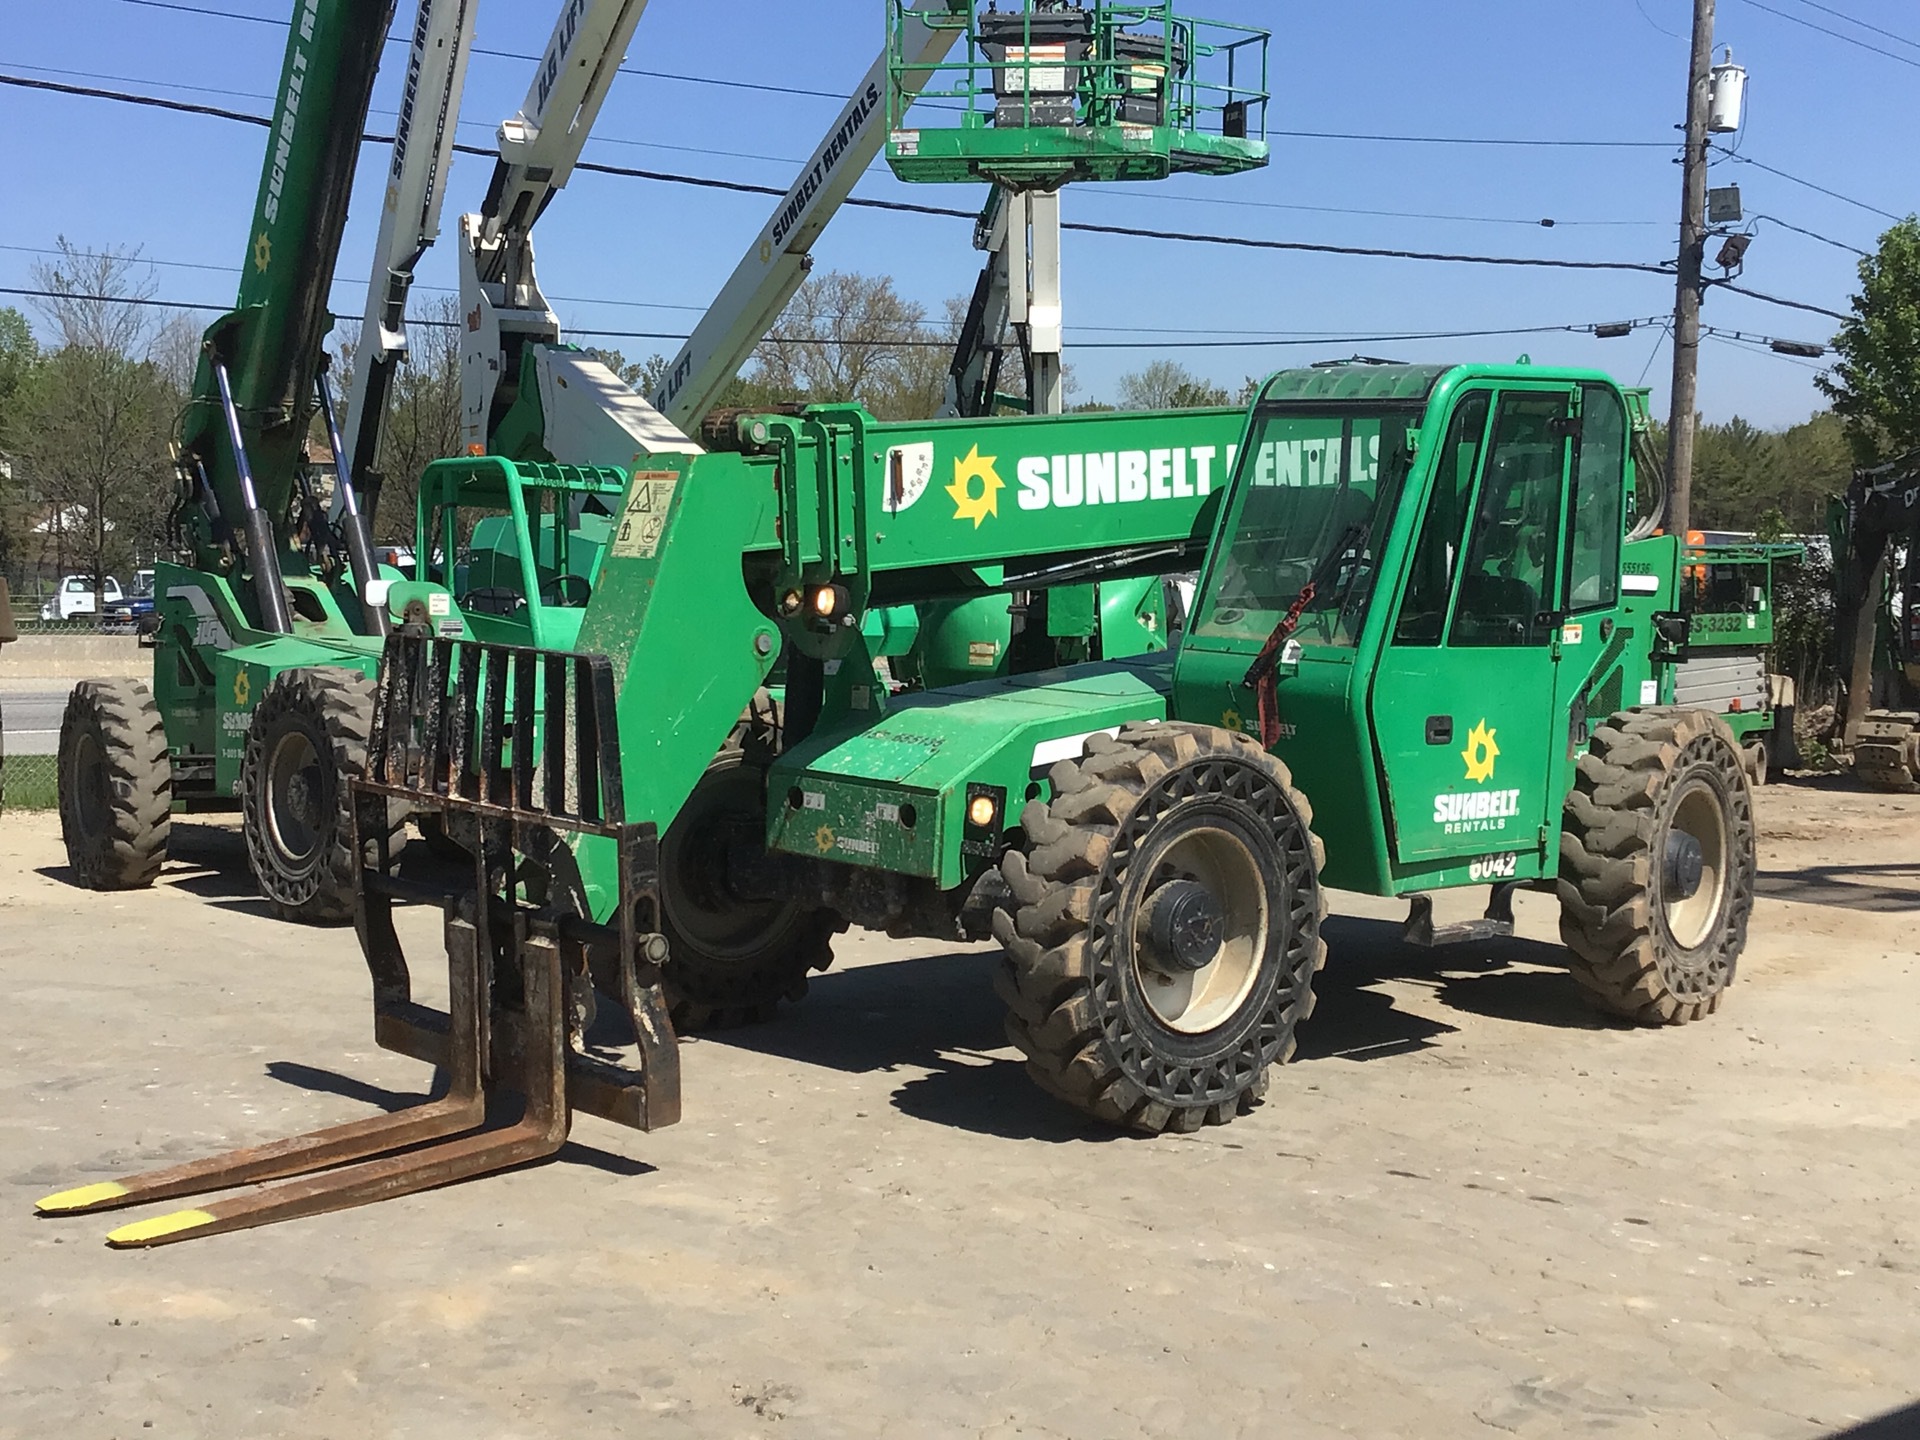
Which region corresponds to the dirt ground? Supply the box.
[1,779,1916,1440]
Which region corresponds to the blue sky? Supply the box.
[3,0,1914,427]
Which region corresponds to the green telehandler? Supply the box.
[42,359,1768,1246]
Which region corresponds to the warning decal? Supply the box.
[610,472,681,560]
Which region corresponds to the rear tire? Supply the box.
[659,749,841,1029]
[241,667,405,925]
[992,722,1327,1134]
[57,679,171,889]
[1558,707,1755,1024]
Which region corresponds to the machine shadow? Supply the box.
[1755,861,1920,912]
[262,1061,655,1178]
[1825,1400,1920,1439]
[708,908,1608,1142]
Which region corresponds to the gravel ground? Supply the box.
[0,780,1915,1440]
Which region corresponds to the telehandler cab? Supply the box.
[40,360,1761,1245]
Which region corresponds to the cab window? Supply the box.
[1394,391,1490,645]
[1449,394,1568,647]
[1566,383,1625,612]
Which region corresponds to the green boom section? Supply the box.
[175,0,393,583]
[562,402,1249,914]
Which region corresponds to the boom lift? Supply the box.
[55,0,405,918]
[53,0,682,922]
[1832,450,1920,790]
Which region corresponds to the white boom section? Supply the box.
[460,0,694,459]
[650,6,964,429]
[342,0,477,502]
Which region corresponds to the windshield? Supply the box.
[1192,406,1419,647]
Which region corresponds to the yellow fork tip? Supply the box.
[36,1181,130,1215]
[105,1209,217,1248]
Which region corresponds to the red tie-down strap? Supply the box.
[1239,582,1316,750]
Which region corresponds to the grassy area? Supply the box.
[2,753,56,810]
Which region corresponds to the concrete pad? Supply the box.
[1,785,1916,1437]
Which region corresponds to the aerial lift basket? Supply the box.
[36,627,679,1246]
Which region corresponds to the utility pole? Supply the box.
[1665,0,1716,535]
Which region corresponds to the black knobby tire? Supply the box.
[241,667,405,925]
[660,748,842,1030]
[57,679,171,889]
[1558,706,1756,1024]
[992,722,1328,1134]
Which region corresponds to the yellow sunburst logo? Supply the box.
[233,669,251,708]
[1222,707,1245,734]
[1461,719,1500,783]
[253,232,272,274]
[814,825,835,854]
[946,444,1003,527]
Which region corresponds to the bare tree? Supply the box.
[752,271,953,421]
[18,240,179,609]
[367,293,463,541]
[1114,359,1232,411]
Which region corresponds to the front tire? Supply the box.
[58,679,171,889]
[993,722,1327,1134]
[1558,707,1756,1023]
[659,749,841,1029]
[241,667,404,925]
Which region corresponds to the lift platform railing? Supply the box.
[885,0,1270,185]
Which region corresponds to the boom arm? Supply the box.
[461,0,700,461]
[174,0,393,633]
[343,0,477,518]
[650,5,965,430]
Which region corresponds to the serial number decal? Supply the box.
[1468,852,1518,882]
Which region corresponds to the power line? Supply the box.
[0,284,1682,353]
[108,0,1679,145]
[1077,185,1660,229]
[1735,0,1920,67]
[1717,281,1848,321]
[1710,145,1903,222]
[1752,213,1869,257]
[1777,0,1920,52]
[0,73,1684,277]
[1270,128,1668,149]
[11,55,1656,230]
[110,0,850,99]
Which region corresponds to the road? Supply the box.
[0,683,71,757]
[2,786,1918,1438]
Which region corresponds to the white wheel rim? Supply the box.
[1132,824,1270,1034]
[1665,779,1728,951]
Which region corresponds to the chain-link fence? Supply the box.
[2,752,57,811]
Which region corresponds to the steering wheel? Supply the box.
[541,573,592,607]
[463,587,525,617]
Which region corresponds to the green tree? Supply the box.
[1817,215,1920,462]
[0,306,42,575]
[17,241,180,604]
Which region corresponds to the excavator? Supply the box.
[1832,449,1920,790]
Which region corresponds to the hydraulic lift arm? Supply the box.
[459,0,696,466]
[649,3,966,431]
[342,0,477,527]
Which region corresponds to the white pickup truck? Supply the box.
[39,573,123,622]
